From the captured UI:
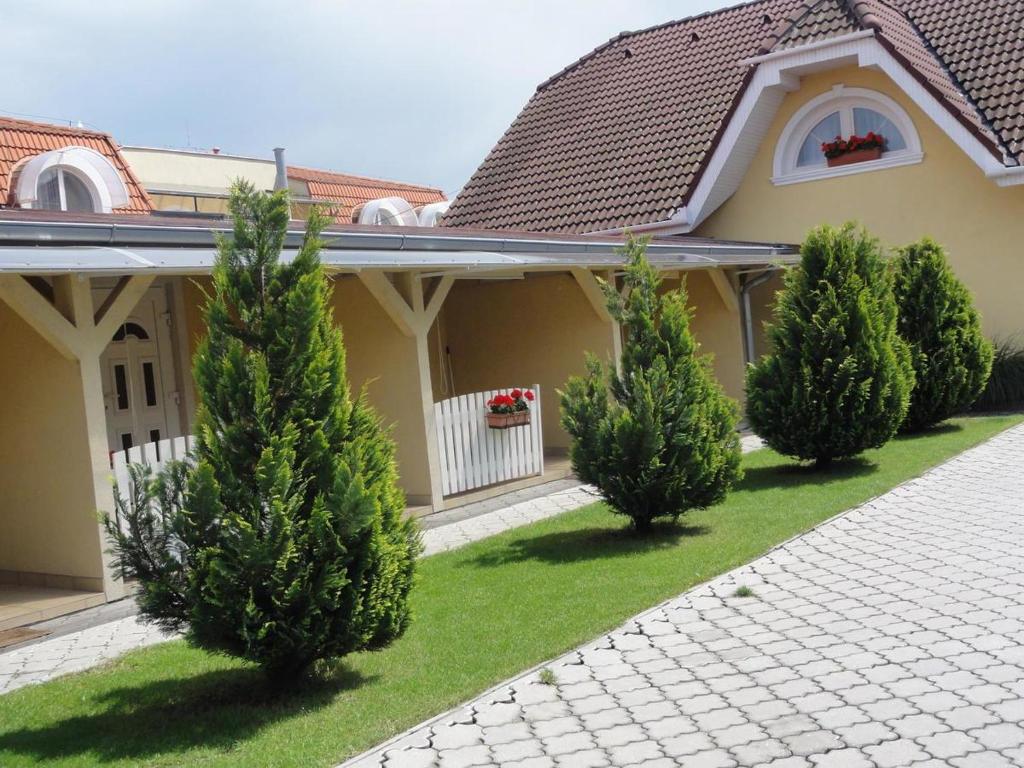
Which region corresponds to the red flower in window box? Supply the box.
[485,388,534,429]
[821,132,885,167]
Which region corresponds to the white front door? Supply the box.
[96,284,181,458]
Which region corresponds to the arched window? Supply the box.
[36,166,98,212]
[13,146,130,212]
[353,196,420,227]
[111,322,150,342]
[774,86,922,185]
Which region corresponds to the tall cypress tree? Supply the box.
[559,237,741,532]
[893,238,993,430]
[106,182,419,685]
[746,223,914,466]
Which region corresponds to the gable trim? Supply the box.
[596,31,1024,237]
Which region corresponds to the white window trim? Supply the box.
[14,146,130,212]
[772,85,923,186]
[356,196,419,226]
[40,166,103,212]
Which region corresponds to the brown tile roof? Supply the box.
[769,0,859,49]
[443,0,1023,234]
[287,165,446,223]
[906,0,1024,160]
[0,116,151,213]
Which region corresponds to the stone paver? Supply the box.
[341,424,1024,767]
[0,614,168,693]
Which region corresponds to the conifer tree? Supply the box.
[893,238,993,430]
[105,182,419,685]
[746,223,914,465]
[559,237,741,532]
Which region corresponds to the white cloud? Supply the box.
[0,0,725,195]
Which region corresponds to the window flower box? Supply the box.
[485,411,531,429]
[822,132,885,168]
[485,388,534,429]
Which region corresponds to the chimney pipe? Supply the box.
[273,147,288,191]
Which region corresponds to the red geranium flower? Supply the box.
[524,389,535,401]
[510,388,523,399]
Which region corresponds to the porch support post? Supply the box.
[708,268,740,314]
[0,275,83,359]
[358,270,451,511]
[0,272,154,600]
[572,267,623,371]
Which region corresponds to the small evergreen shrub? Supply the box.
[972,339,1024,412]
[105,183,420,686]
[746,223,914,466]
[893,238,993,430]
[559,237,742,532]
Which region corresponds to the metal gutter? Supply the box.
[0,217,796,261]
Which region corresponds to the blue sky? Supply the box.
[3,0,727,196]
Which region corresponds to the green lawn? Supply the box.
[0,414,1019,768]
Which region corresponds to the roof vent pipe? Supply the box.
[273,147,288,191]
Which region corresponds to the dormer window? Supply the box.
[13,146,130,212]
[36,166,98,212]
[774,86,923,185]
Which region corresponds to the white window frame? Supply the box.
[37,166,101,212]
[14,146,130,212]
[772,85,923,186]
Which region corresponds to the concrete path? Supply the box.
[344,424,1024,768]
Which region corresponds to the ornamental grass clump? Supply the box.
[559,236,742,532]
[972,339,1024,413]
[893,237,993,430]
[746,223,914,467]
[105,182,420,688]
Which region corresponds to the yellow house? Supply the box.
[443,0,1024,349]
[0,117,792,629]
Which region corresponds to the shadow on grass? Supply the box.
[0,662,373,764]
[465,520,710,568]
[738,455,878,492]
[897,421,965,439]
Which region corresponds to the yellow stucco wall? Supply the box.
[0,302,104,582]
[439,271,746,446]
[330,277,434,503]
[179,274,436,504]
[664,271,746,403]
[697,65,1024,341]
[442,273,617,449]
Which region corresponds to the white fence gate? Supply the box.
[433,385,544,496]
[110,434,196,500]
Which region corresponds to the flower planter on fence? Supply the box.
[485,411,531,429]
[826,146,882,168]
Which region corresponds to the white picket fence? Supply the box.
[433,385,544,497]
[110,434,196,499]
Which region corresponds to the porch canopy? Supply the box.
[0,209,796,275]
[0,210,795,611]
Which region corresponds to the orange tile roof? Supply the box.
[0,116,151,213]
[288,165,446,222]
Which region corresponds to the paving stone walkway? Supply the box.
[343,424,1024,768]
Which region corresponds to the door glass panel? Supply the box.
[112,322,150,342]
[142,362,157,407]
[114,364,129,410]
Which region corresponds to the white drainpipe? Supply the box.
[740,270,774,363]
